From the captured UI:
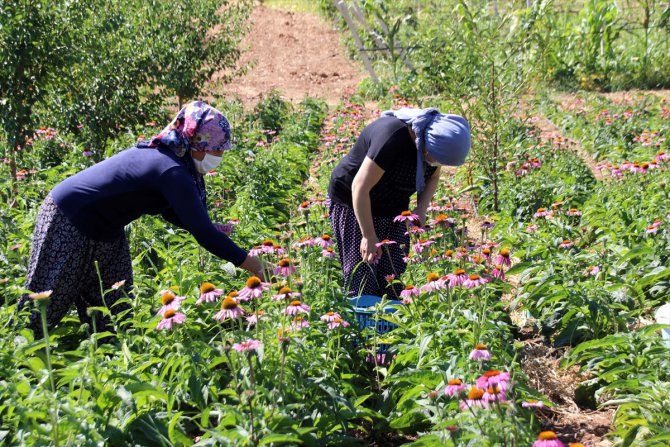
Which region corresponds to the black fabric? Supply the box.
[50,146,247,266]
[328,116,437,217]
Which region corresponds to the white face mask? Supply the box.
[193,153,222,174]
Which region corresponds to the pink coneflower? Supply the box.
[427,202,442,211]
[534,208,550,218]
[271,286,301,302]
[290,316,310,330]
[375,239,397,247]
[327,317,350,329]
[455,247,469,260]
[284,300,310,315]
[385,274,396,282]
[293,235,315,249]
[248,245,264,256]
[522,399,544,408]
[421,272,445,293]
[28,290,53,301]
[464,274,488,289]
[315,234,333,248]
[444,379,468,396]
[400,285,420,304]
[322,247,336,258]
[413,239,435,254]
[196,282,224,305]
[559,239,574,248]
[275,258,297,277]
[431,214,455,227]
[156,290,186,315]
[394,210,420,223]
[566,208,582,217]
[652,219,663,228]
[494,248,512,267]
[480,247,492,260]
[646,225,659,234]
[586,265,600,276]
[232,339,261,352]
[320,311,342,322]
[459,387,489,410]
[214,294,245,321]
[481,221,494,230]
[533,431,565,447]
[157,309,186,330]
[237,276,270,301]
[482,385,507,404]
[527,224,539,233]
[491,265,505,280]
[298,201,311,211]
[111,280,126,290]
[246,310,267,325]
[469,344,492,361]
[446,268,469,288]
[476,370,511,391]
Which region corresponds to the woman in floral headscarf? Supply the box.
[17,101,265,337]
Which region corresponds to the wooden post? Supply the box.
[332,0,379,83]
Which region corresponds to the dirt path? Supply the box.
[218,4,365,108]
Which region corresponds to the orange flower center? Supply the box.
[468,274,480,280]
[537,208,546,213]
[262,239,274,246]
[222,296,238,310]
[279,259,291,267]
[401,210,412,216]
[290,300,302,306]
[427,272,440,282]
[435,214,448,221]
[321,234,331,241]
[538,431,558,441]
[500,248,510,257]
[570,208,578,213]
[325,311,335,316]
[300,201,309,208]
[404,285,415,290]
[455,269,466,275]
[448,379,462,385]
[482,248,491,255]
[164,309,176,319]
[483,370,500,378]
[228,291,239,299]
[562,239,571,244]
[467,387,485,400]
[278,287,292,295]
[333,318,343,323]
[475,343,488,350]
[445,250,454,257]
[161,292,175,305]
[200,282,215,294]
[246,276,262,288]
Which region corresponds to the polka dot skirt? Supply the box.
[329,201,409,298]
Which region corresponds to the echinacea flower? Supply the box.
[431,214,455,227]
[111,280,127,290]
[476,370,511,391]
[315,234,333,248]
[646,225,659,234]
[522,399,544,408]
[421,272,445,293]
[157,309,186,330]
[237,276,270,301]
[464,274,488,289]
[585,266,600,276]
[246,310,267,325]
[293,235,315,249]
[28,290,53,301]
[271,286,301,302]
[284,300,310,315]
[534,208,550,218]
[566,208,582,216]
[320,311,342,322]
[527,224,539,233]
[559,239,574,248]
[491,265,505,280]
[274,258,297,277]
[232,339,261,352]
[459,387,489,410]
[533,431,565,447]
[413,239,435,253]
[568,444,586,447]
[196,282,224,305]
[376,239,397,247]
[494,248,512,267]
[482,385,507,404]
[156,290,186,315]
[394,210,419,223]
[446,268,469,287]
[322,247,336,258]
[327,317,350,329]
[444,379,468,396]
[400,285,420,304]
[214,294,245,321]
[290,316,310,330]
[469,344,492,361]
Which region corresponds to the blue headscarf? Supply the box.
[381,107,471,193]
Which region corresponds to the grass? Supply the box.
[261,0,322,15]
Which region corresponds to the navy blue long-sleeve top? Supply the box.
[50,146,248,266]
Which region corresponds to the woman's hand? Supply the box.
[239,255,274,279]
[360,234,381,264]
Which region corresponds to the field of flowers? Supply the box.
[2,0,670,445]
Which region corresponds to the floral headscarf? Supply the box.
[139,101,232,157]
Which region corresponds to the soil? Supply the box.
[217,3,365,108]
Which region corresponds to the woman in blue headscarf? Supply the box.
[328,107,471,298]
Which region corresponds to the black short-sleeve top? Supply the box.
[328,116,437,217]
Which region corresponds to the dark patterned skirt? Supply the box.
[329,201,409,298]
[17,194,133,337]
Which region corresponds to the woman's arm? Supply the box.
[413,167,441,226]
[351,156,385,263]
